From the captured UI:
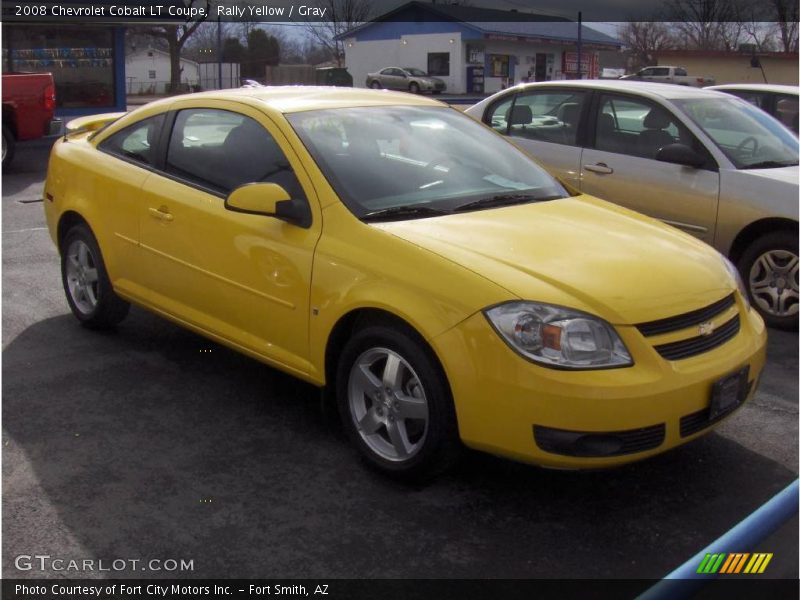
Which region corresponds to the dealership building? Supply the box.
[339,1,621,94]
[3,23,127,117]
[1,1,196,117]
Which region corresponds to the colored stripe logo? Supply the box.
[696,552,773,574]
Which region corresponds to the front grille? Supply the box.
[653,315,740,361]
[533,423,665,457]
[636,294,735,337]
[680,379,754,437]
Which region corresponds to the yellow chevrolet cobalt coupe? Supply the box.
[44,88,766,479]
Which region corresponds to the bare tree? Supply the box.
[619,22,675,69]
[183,22,223,61]
[666,0,745,50]
[132,1,212,92]
[738,4,781,52]
[771,0,799,52]
[304,0,373,67]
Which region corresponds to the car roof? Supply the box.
[137,86,444,115]
[708,84,799,95]
[504,80,727,100]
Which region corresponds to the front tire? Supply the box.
[2,125,15,167]
[738,231,798,330]
[336,323,460,480]
[61,223,130,329]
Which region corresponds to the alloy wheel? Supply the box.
[65,239,100,315]
[347,347,429,462]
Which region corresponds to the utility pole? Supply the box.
[576,11,582,80]
[217,16,223,89]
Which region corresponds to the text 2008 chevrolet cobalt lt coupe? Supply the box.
[44,88,766,479]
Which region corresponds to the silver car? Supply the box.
[708,84,798,134]
[366,67,446,94]
[466,81,799,329]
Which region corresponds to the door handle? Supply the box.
[584,163,614,175]
[148,206,174,222]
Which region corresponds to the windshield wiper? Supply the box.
[361,205,450,222]
[453,193,559,212]
[742,160,799,169]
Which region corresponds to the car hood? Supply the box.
[735,164,798,185]
[373,196,735,325]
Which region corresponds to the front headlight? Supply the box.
[484,302,633,369]
[721,254,750,311]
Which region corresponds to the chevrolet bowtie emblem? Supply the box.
[698,321,715,336]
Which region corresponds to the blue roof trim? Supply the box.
[351,20,480,42]
[337,2,620,48]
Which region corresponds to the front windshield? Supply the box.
[287,106,568,219]
[674,97,798,169]
[405,68,428,77]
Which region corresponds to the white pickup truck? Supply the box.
[620,66,715,87]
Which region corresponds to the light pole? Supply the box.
[576,11,582,80]
[217,16,223,89]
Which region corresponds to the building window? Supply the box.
[148,70,156,79]
[3,25,116,109]
[427,52,449,76]
[490,55,510,77]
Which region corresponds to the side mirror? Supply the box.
[656,143,706,168]
[225,183,311,228]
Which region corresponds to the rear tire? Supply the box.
[369,80,381,89]
[409,82,420,94]
[61,223,130,329]
[737,231,798,330]
[336,323,461,481]
[2,125,15,167]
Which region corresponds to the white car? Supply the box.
[708,84,798,134]
[466,81,799,329]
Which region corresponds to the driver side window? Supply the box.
[165,109,305,198]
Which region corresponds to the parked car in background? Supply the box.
[708,84,799,134]
[44,87,765,479]
[2,71,61,166]
[366,67,445,94]
[621,66,715,87]
[466,81,798,329]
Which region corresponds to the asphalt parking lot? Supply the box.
[2,139,798,581]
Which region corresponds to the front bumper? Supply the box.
[432,299,767,469]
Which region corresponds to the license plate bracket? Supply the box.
[709,366,749,421]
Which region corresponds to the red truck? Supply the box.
[2,72,61,166]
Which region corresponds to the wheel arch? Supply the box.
[728,217,798,265]
[57,210,91,250]
[2,103,17,138]
[323,307,452,400]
